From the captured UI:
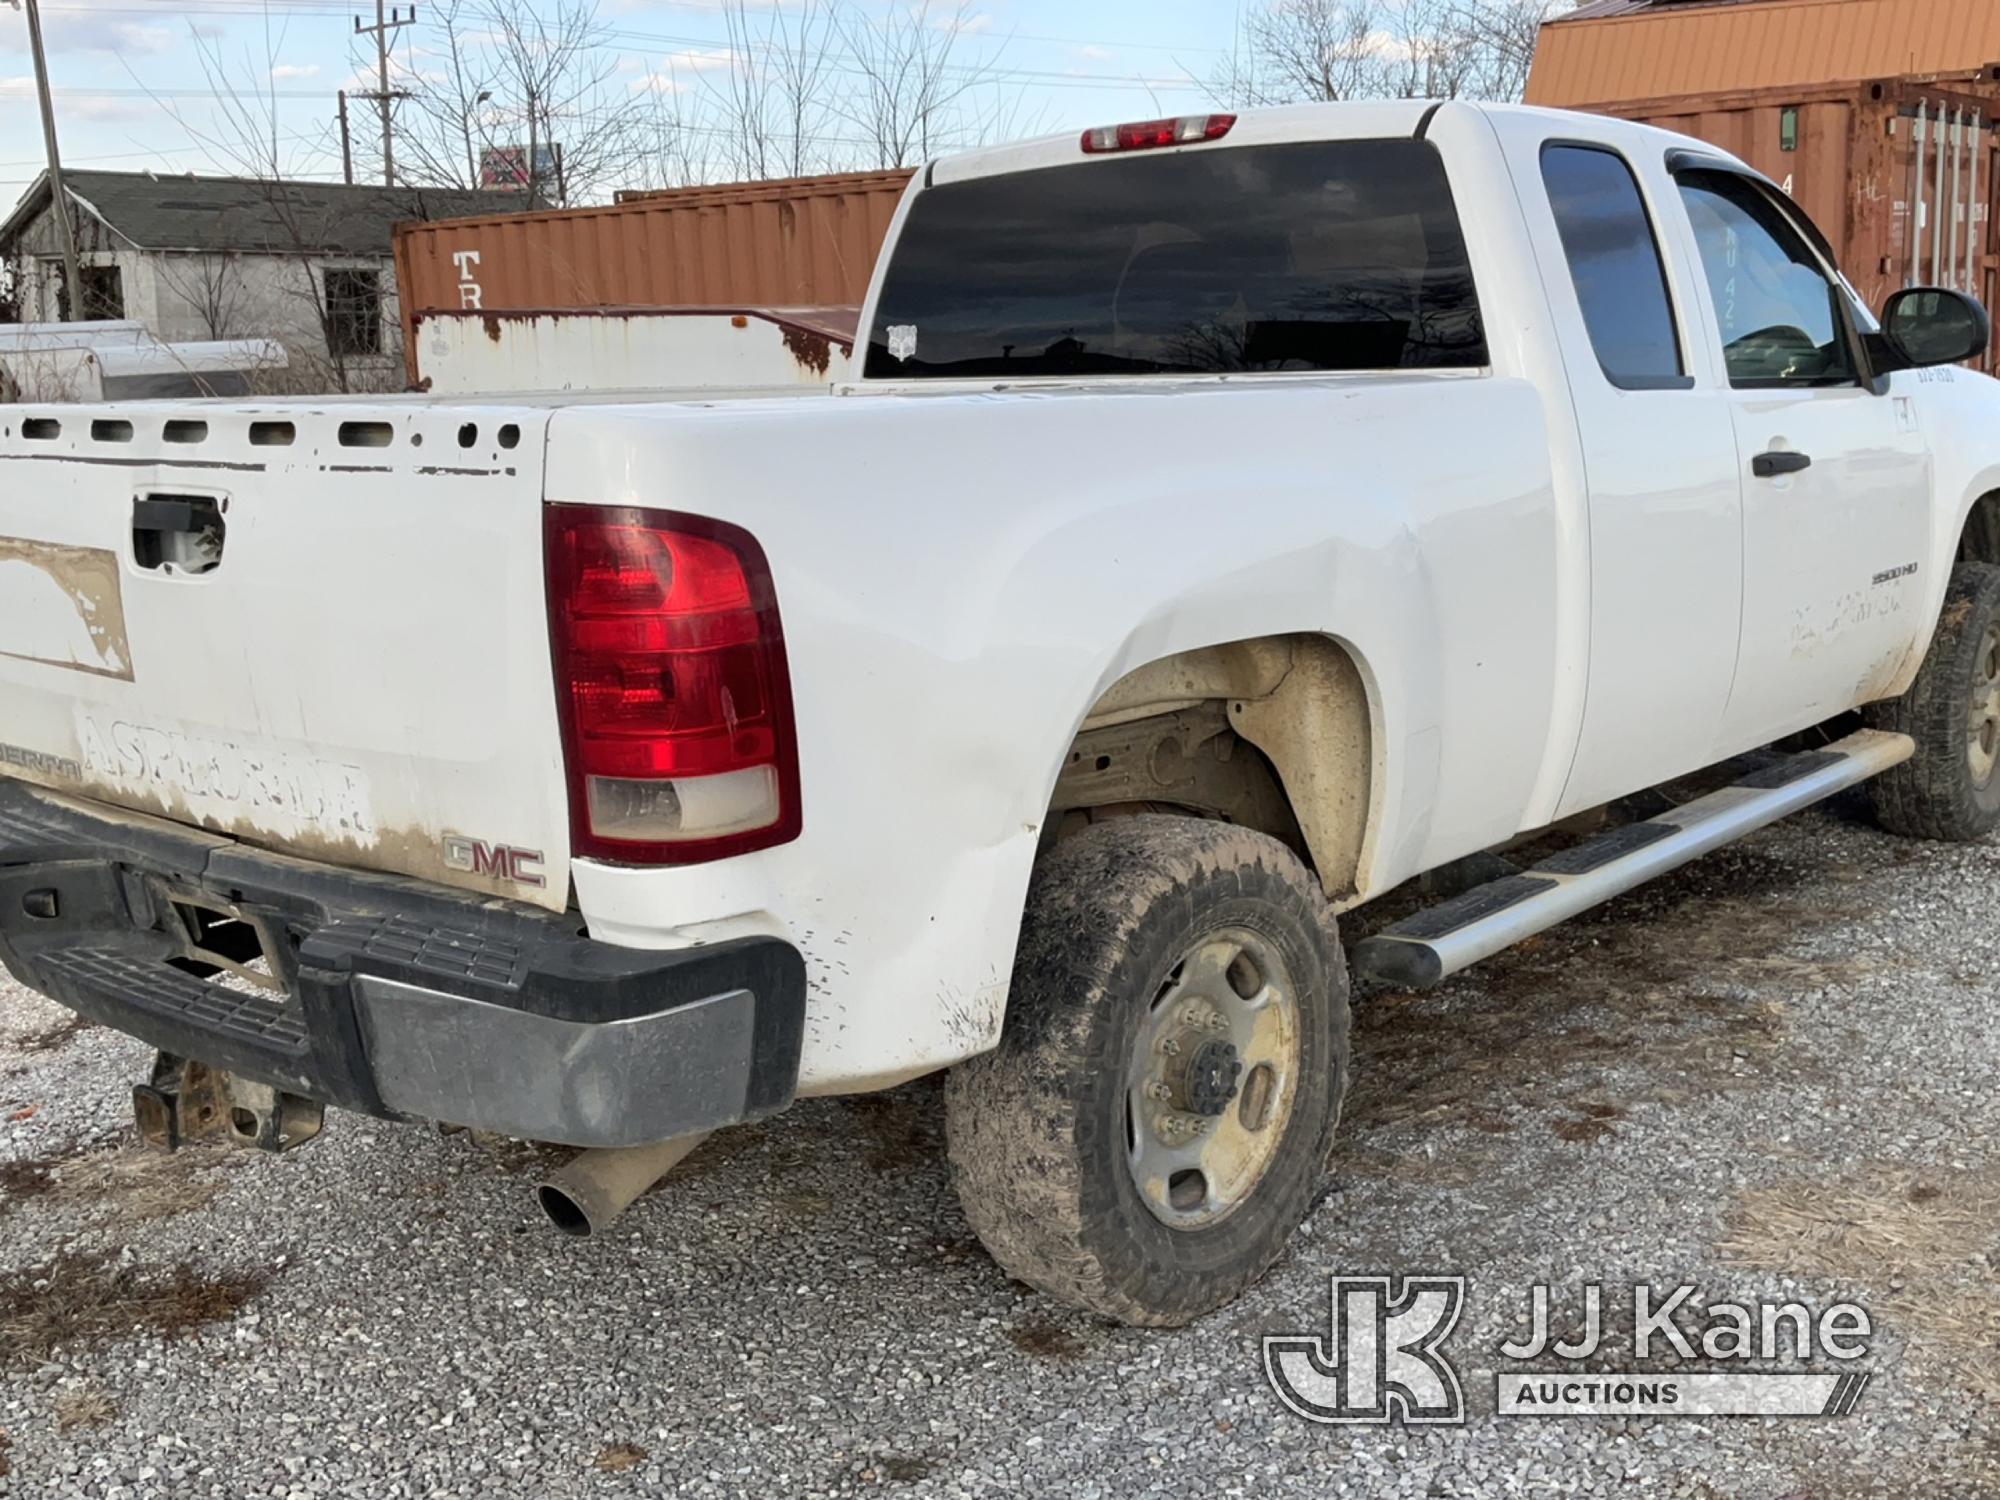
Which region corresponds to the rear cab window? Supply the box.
[864,139,1488,380]
[1540,143,1690,390]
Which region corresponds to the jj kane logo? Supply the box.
[1264,1276,1873,1424]
[1264,1276,1467,1424]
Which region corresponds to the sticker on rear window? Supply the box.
[886,324,918,362]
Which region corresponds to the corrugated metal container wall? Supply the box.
[1528,0,2000,108]
[392,169,914,384]
[1592,80,2000,367]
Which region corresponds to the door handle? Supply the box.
[1751,450,1813,478]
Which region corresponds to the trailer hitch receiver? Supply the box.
[132,1053,325,1153]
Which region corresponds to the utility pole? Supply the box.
[352,0,415,186]
[15,0,84,320]
[337,92,354,185]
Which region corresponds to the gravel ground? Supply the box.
[2,790,1998,1497]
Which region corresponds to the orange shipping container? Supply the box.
[1540,76,2000,372]
[391,169,914,385]
[1526,0,2000,369]
[1527,0,2000,110]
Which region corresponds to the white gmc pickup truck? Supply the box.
[3,100,1998,1325]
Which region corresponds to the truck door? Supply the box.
[1670,166,1933,749]
[1524,142,1747,816]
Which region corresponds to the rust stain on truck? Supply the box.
[0,538,133,681]
[782,325,836,378]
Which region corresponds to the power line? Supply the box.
[17,2,1221,125]
[32,1,1228,80]
[3,2,1227,197]
[0,127,328,170]
[38,0,1237,56]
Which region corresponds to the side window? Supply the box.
[1674,170,1856,387]
[323,269,383,359]
[1540,144,1687,390]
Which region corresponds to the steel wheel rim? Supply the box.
[1125,927,1301,1231]
[1970,622,2000,788]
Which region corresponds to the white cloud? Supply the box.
[338,53,433,93]
[0,76,147,121]
[611,0,784,10]
[658,47,740,73]
[270,63,321,81]
[629,49,741,96]
[0,11,174,56]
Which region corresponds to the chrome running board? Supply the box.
[1350,728,1916,990]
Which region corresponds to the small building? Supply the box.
[0,170,519,393]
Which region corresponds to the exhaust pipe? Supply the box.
[537,1132,709,1236]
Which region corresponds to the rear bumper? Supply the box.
[0,781,806,1148]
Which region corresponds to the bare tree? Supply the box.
[482,0,645,205]
[1233,0,1384,104]
[839,0,997,169]
[762,0,843,177]
[391,0,647,204]
[627,64,721,193]
[1382,0,1476,99]
[1451,0,1559,102]
[392,0,499,191]
[699,0,844,180]
[1223,0,1573,106]
[626,0,1030,190]
[153,254,250,340]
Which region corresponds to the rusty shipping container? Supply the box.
[1573,75,2000,357]
[1527,0,2000,367]
[391,168,914,385]
[1527,0,2000,111]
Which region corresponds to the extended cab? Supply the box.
[3,101,1998,1325]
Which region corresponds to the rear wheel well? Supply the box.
[1046,635,1374,900]
[1959,490,2000,564]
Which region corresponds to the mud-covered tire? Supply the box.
[1865,561,2000,841]
[944,817,1348,1326]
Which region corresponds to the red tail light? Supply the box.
[1081,113,1236,155]
[545,504,800,865]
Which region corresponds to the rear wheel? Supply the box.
[944,817,1348,1326]
[1865,560,2000,841]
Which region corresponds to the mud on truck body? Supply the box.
[3,100,1999,1324]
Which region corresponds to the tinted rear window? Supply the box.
[864,139,1488,380]
[1540,144,1686,389]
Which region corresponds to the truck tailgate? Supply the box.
[0,402,570,910]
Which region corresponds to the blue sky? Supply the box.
[0,0,1250,203]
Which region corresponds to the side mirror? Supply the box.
[1878,287,1991,370]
